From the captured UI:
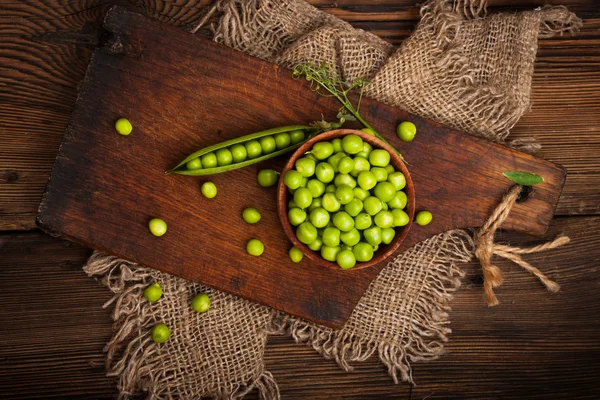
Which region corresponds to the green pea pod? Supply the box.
[167,125,316,176]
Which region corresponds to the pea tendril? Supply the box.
[293,62,405,162]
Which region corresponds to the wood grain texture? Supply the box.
[36,7,565,328]
[2,216,598,399]
[0,0,598,230]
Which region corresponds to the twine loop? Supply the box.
[474,185,570,306]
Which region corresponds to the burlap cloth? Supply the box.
[84,1,580,398]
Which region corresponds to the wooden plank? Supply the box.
[36,7,565,328]
[1,1,599,231]
[2,216,599,399]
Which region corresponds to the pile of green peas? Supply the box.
[284,134,410,270]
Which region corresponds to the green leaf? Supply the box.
[503,171,544,186]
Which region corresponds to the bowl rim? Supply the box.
[277,129,415,271]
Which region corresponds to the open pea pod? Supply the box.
[167,125,318,176]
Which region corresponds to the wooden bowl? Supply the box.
[277,129,415,271]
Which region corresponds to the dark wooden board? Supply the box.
[35,7,566,328]
[2,216,599,399]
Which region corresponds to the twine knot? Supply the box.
[474,185,570,306]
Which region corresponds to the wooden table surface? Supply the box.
[0,0,598,399]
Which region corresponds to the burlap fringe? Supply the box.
[84,253,279,400]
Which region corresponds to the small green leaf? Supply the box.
[503,171,544,186]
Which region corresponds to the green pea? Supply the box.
[295,157,316,177]
[354,213,372,230]
[201,181,217,198]
[307,237,323,251]
[312,142,334,160]
[149,218,167,237]
[288,208,307,226]
[216,148,233,166]
[289,129,306,144]
[322,193,341,212]
[336,249,356,269]
[374,210,394,228]
[325,184,336,193]
[300,177,308,187]
[152,323,170,343]
[191,293,210,313]
[288,200,298,209]
[334,173,356,189]
[388,191,407,209]
[357,171,377,191]
[322,227,341,247]
[351,157,370,177]
[293,187,313,209]
[321,245,341,262]
[373,182,396,203]
[353,242,374,262]
[392,209,410,227]
[369,149,390,167]
[201,152,218,168]
[296,222,318,244]
[115,118,133,135]
[328,152,346,172]
[381,202,389,211]
[381,228,396,244]
[289,246,304,263]
[332,138,343,153]
[340,228,361,246]
[143,282,162,302]
[257,169,279,187]
[283,170,303,190]
[305,153,317,161]
[388,172,406,191]
[353,187,369,201]
[397,121,417,142]
[335,185,354,205]
[356,142,373,159]
[309,208,330,228]
[315,162,335,183]
[371,167,388,182]
[186,158,202,170]
[274,132,292,149]
[344,198,363,217]
[246,239,265,256]
[337,157,355,174]
[416,210,433,226]
[242,207,261,224]
[372,244,379,252]
[259,136,276,154]
[308,197,323,212]
[333,211,354,232]
[341,134,363,154]
[385,164,395,174]
[230,144,247,163]
[245,140,262,159]
[363,196,383,216]
[363,226,382,246]
[307,179,325,197]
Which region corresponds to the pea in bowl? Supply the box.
[277,129,415,271]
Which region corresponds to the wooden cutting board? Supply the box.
[37,7,565,328]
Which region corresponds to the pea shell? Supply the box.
[168,125,314,175]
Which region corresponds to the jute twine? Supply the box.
[84,1,580,398]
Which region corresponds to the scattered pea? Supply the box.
[246,239,265,256]
[149,218,167,237]
[242,207,261,224]
[397,121,417,142]
[257,169,279,187]
[143,282,162,302]
[289,246,304,262]
[115,118,133,135]
[191,293,210,313]
[416,210,433,226]
[152,323,170,343]
[201,182,217,198]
